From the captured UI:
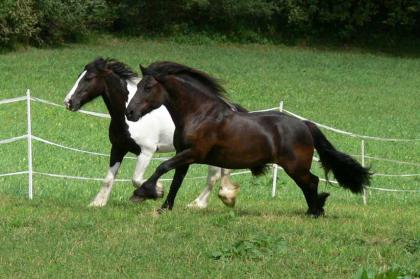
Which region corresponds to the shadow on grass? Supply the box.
[178,205,356,221]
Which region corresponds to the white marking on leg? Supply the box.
[132,149,154,188]
[188,166,221,208]
[89,162,120,207]
[64,70,87,105]
[219,168,240,207]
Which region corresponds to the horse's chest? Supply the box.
[109,122,140,154]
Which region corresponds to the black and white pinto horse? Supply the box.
[64,58,239,207]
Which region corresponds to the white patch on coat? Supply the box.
[124,78,175,153]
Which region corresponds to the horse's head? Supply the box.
[126,65,168,121]
[64,58,111,111]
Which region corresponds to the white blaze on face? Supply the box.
[64,70,87,106]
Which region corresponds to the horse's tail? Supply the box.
[304,121,371,193]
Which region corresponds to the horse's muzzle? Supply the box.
[125,109,141,122]
[64,99,72,110]
[65,99,80,112]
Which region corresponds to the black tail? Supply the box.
[304,121,371,193]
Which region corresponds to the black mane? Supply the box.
[144,61,227,100]
[87,57,138,80]
[106,59,138,80]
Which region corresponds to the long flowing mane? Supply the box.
[106,59,138,80]
[86,58,138,80]
[144,61,228,100]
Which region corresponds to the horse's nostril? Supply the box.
[64,99,72,109]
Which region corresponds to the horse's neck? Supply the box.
[164,81,223,129]
[102,76,137,121]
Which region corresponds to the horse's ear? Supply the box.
[139,64,146,76]
[95,58,107,72]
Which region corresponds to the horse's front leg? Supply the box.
[89,146,127,207]
[159,164,190,212]
[218,168,240,207]
[132,147,164,198]
[130,149,195,203]
[187,166,220,209]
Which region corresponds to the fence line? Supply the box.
[33,170,253,183]
[319,177,420,193]
[365,186,420,193]
[0,170,407,194]
[0,96,26,105]
[31,97,111,118]
[365,155,420,167]
[0,93,419,199]
[4,94,420,142]
[0,170,29,177]
[372,173,420,177]
[2,133,418,170]
[31,135,170,161]
[0,135,27,145]
[282,108,420,142]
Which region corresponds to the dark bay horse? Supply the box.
[125,61,371,216]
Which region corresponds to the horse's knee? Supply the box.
[207,166,221,184]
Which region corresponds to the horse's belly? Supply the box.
[156,143,175,152]
[203,146,271,169]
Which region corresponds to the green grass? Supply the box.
[0,36,419,278]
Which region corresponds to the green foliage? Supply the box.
[355,265,415,279]
[36,0,115,45]
[0,0,39,47]
[277,0,420,40]
[1,0,419,48]
[0,0,114,47]
[111,0,420,42]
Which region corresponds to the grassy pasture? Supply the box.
[0,37,419,278]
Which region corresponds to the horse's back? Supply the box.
[229,111,313,156]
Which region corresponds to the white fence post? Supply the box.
[271,101,284,197]
[272,164,278,197]
[361,140,367,205]
[26,89,33,200]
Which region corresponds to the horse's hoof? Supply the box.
[88,198,107,207]
[218,191,237,207]
[187,200,208,209]
[133,182,159,200]
[156,207,169,214]
[220,197,236,207]
[88,202,106,208]
[306,208,325,218]
[130,195,146,203]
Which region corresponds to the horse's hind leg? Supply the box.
[284,165,329,217]
[187,166,220,208]
[218,168,240,207]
